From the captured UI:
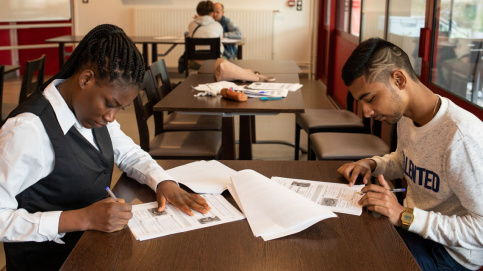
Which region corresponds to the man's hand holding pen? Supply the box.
[356,175,406,226]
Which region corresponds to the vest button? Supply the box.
[103,169,109,174]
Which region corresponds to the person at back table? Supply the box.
[213,2,242,59]
[337,38,482,271]
[188,0,224,69]
[0,24,210,271]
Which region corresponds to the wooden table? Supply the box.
[199,59,303,74]
[45,35,245,69]
[154,73,304,160]
[60,160,420,271]
[3,65,20,76]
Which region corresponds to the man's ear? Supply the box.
[78,70,95,89]
[392,70,407,89]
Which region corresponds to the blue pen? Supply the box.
[105,187,119,202]
[260,97,282,101]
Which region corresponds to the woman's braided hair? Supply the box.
[43,24,145,89]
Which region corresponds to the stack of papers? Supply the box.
[243,89,289,98]
[229,170,337,241]
[127,160,364,242]
[247,82,303,92]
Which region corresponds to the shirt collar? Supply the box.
[44,79,86,135]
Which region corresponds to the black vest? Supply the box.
[3,90,114,271]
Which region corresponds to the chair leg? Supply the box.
[307,134,313,160]
[294,123,301,160]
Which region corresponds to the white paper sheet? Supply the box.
[230,170,337,241]
[247,82,303,92]
[166,160,236,194]
[243,89,289,98]
[128,194,245,241]
[271,177,364,216]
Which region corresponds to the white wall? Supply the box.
[73,0,316,65]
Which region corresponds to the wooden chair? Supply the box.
[133,71,222,159]
[149,59,221,135]
[294,91,367,160]
[184,37,221,77]
[19,54,46,104]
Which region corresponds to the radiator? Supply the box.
[134,8,274,67]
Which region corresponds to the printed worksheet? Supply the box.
[128,194,245,241]
[271,176,364,216]
[246,82,303,92]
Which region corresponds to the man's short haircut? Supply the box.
[197,1,215,16]
[215,2,225,10]
[342,38,419,86]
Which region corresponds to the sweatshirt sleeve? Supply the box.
[371,146,405,180]
[409,132,483,249]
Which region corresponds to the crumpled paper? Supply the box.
[193,81,245,97]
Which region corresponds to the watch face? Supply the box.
[403,214,412,220]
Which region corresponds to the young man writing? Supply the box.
[337,38,482,270]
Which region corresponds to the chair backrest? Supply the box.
[150,59,172,99]
[133,71,160,152]
[184,37,220,76]
[19,54,46,104]
[0,65,5,123]
[149,59,174,135]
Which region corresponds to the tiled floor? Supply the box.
[0,71,334,268]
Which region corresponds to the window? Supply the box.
[387,0,426,75]
[360,0,386,40]
[337,0,350,32]
[351,0,361,36]
[432,0,483,107]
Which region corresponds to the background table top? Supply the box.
[61,160,420,271]
[154,73,304,114]
[45,35,244,45]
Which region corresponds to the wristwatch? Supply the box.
[401,208,414,230]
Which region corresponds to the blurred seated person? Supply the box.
[213,2,242,59]
[188,0,224,69]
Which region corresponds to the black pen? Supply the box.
[356,188,406,195]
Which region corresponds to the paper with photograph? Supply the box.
[128,194,245,241]
[271,177,364,216]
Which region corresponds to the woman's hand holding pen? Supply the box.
[156,180,211,216]
[59,198,132,233]
[357,175,406,226]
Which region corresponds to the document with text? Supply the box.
[128,194,245,241]
[271,177,364,216]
